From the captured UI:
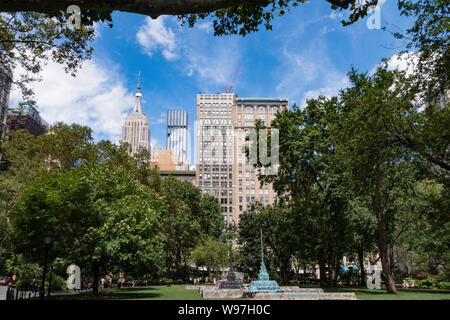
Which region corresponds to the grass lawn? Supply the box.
[324,287,450,300]
[48,285,450,300]
[49,285,204,300]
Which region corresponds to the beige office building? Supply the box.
[121,73,151,156]
[196,94,288,224]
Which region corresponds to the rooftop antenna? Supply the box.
[224,63,241,93]
[137,70,141,91]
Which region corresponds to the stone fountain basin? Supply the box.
[197,286,357,300]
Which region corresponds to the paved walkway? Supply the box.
[0,286,6,300]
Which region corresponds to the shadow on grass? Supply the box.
[50,287,163,300]
[397,288,450,295]
[324,287,387,295]
[324,286,450,296]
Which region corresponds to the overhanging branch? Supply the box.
[0,0,355,18]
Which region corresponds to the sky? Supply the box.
[9,0,414,164]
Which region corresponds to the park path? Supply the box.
[0,286,6,300]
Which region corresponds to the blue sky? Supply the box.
[10,0,414,164]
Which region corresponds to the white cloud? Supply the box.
[197,22,213,34]
[150,137,159,150]
[321,26,336,34]
[184,41,241,89]
[385,52,419,75]
[151,112,166,124]
[136,16,241,91]
[137,16,178,60]
[9,60,134,143]
[275,41,349,107]
[329,11,344,20]
[370,51,419,76]
[300,73,350,107]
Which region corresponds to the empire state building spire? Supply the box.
[121,71,151,156]
[133,71,143,114]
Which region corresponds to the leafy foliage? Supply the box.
[0,12,96,102]
[396,0,449,102]
[190,238,229,275]
[10,165,165,277]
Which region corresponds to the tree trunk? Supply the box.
[280,259,289,285]
[318,256,329,288]
[378,208,397,294]
[358,248,366,287]
[303,263,308,280]
[331,260,340,287]
[92,262,100,295]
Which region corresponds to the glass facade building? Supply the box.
[167,110,188,163]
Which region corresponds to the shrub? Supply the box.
[416,276,438,288]
[6,254,42,291]
[437,281,450,290]
[435,271,450,283]
[415,271,433,280]
[49,274,67,291]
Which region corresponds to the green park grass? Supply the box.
[48,284,450,300]
[324,287,450,300]
[49,285,203,300]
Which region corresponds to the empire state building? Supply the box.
[121,72,151,156]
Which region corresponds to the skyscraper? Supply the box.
[167,110,188,163]
[196,93,235,223]
[233,97,288,221]
[0,63,12,139]
[196,93,288,224]
[121,72,151,156]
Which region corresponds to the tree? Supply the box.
[190,238,229,278]
[238,202,297,284]
[0,12,95,102]
[407,179,450,278]
[40,122,99,169]
[5,254,42,290]
[9,164,165,295]
[159,176,201,279]
[1,0,381,100]
[329,67,430,293]
[0,123,100,254]
[248,99,356,287]
[1,1,375,26]
[345,196,378,286]
[199,192,225,239]
[395,0,449,102]
[0,130,50,267]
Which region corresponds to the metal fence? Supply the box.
[5,286,39,300]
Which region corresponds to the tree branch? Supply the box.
[0,0,355,17]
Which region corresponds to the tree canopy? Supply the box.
[0,122,224,293]
[10,164,165,294]
[245,62,448,292]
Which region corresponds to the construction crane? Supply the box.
[224,63,241,93]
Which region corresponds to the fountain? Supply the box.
[247,229,282,293]
[218,241,244,289]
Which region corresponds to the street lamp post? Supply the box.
[47,266,53,297]
[39,231,53,300]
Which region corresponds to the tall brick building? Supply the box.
[196,93,288,224]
